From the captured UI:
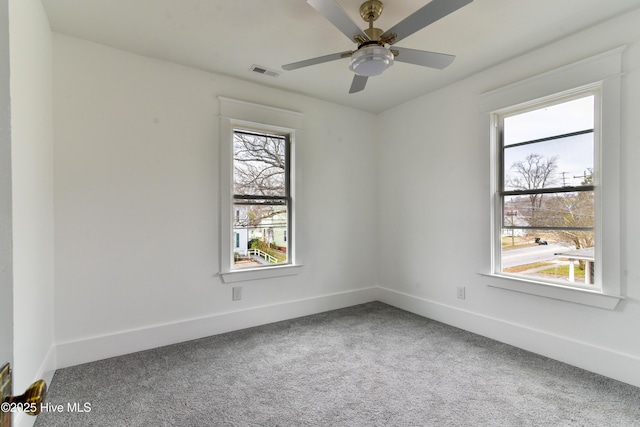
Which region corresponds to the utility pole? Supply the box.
[573,170,588,184]
[506,211,517,246]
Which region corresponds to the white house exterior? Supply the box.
[233,228,249,256]
[256,211,288,250]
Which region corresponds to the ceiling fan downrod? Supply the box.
[358,0,385,42]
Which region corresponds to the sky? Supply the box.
[503,95,595,189]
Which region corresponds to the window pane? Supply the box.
[503,133,593,191]
[504,95,594,145]
[233,131,287,197]
[233,203,288,269]
[501,229,595,285]
[504,191,594,229]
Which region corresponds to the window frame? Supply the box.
[232,128,292,267]
[218,98,303,283]
[494,88,599,290]
[481,47,625,309]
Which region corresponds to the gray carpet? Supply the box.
[35,302,640,426]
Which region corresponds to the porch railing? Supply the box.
[248,248,278,264]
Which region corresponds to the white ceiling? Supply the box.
[41,0,640,113]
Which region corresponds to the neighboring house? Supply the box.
[233,207,287,255]
[256,211,288,250]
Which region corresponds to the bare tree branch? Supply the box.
[506,153,558,224]
[233,132,286,197]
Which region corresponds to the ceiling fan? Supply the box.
[282,0,473,93]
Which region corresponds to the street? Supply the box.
[502,243,571,269]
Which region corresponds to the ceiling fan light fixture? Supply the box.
[349,45,394,76]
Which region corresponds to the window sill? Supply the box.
[480,273,623,310]
[220,264,303,283]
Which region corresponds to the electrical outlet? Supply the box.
[232,286,242,301]
[457,286,466,299]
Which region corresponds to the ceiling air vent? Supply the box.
[249,64,280,78]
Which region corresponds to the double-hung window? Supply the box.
[485,47,624,309]
[218,97,303,283]
[232,129,291,269]
[496,91,597,288]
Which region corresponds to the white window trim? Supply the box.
[480,46,625,310]
[218,97,304,283]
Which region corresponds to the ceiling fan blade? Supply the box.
[307,0,369,43]
[349,75,368,94]
[381,0,472,45]
[392,47,455,69]
[282,51,352,71]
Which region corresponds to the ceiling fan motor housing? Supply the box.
[349,44,394,76]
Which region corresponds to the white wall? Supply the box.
[8,0,55,401]
[0,0,13,371]
[376,9,640,387]
[52,34,379,366]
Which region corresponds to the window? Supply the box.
[218,97,303,283]
[496,92,597,289]
[483,47,624,309]
[232,129,291,269]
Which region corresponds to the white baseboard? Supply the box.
[375,286,640,388]
[56,287,377,369]
[15,344,56,427]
